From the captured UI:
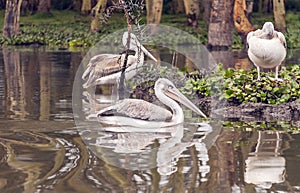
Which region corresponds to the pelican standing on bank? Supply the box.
[82,32,157,88]
[247,22,287,81]
[96,78,207,128]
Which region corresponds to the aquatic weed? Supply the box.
[182,64,300,105]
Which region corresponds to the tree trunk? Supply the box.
[21,0,38,15]
[208,0,234,49]
[72,0,82,11]
[171,0,185,14]
[37,0,51,13]
[258,0,263,13]
[273,0,286,33]
[210,50,234,69]
[90,0,107,32]
[233,0,256,45]
[263,0,271,13]
[245,0,254,19]
[81,0,91,15]
[183,0,200,27]
[146,0,163,24]
[3,0,23,38]
[202,0,211,26]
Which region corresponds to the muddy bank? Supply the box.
[196,98,300,122]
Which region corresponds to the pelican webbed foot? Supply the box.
[268,77,283,82]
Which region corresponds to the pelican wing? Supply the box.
[275,31,287,48]
[82,54,139,88]
[246,31,254,45]
[98,99,172,121]
[82,54,123,80]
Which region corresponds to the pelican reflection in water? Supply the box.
[82,32,157,88]
[96,78,207,128]
[88,122,213,175]
[247,22,287,81]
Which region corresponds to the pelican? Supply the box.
[82,32,157,88]
[247,22,287,81]
[96,78,207,128]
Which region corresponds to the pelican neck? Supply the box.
[154,87,184,124]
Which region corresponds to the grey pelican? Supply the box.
[247,22,287,81]
[82,32,157,88]
[96,78,207,128]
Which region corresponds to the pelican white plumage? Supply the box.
[82,32,157,88]
[96,78,207,128]
[247,22,287,81]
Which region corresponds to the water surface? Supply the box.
[0,47,299,193]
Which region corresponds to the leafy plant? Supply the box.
[182,64,300,105]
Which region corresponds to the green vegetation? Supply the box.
[0,10,299,48]
[182,64,300,105]
[0,10,127,48]
[285,12,300,49]
[126,63,300,106]
[223,121,300,133]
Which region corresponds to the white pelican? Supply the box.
[247,22,287,81]
[82,32,157,88]
[96,78,207,128]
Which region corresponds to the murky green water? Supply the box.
[0,47,300,193]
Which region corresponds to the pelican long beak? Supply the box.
[165,87,207,118]
[140,45,157,63]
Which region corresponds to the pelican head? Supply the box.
[262,22,275,38]
[155,78,207,118]
[122,32,157,62]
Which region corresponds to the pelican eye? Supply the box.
[168,85,174,90]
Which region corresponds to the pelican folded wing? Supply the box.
[98,99,172,121]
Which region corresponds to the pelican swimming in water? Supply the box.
[82,32,157,88]
[95,78,207,128]
[247,22,287,81]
